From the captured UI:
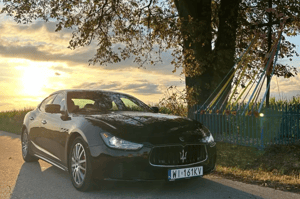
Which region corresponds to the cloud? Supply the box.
[100,83,122,90]
[0,42,94,64]
[122,83,161,95]
[0,18,180,111]
[72,80,162,95]
[0,19,183,76]
[0,76,20,81]
[0,21,72,49]
[0,102,12,107]
[51,66,74,74]
[0,39,180,76]
[72,81,121,90]
[72,82,100,89]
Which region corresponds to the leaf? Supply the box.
[55,24,62,32]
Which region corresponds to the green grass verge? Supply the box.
[216,142,264,169]
[215,142,300,193]
[0,108,33,134]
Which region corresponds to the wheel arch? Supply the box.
[65,131,88,169]
[65,125,104,167]
[21,125,27,139]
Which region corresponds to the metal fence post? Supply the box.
[297,104,300,141]
[260,113,265,149]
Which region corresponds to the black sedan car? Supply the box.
[21,89,216,191]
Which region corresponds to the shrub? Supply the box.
[157,86,187,117]
[0,108,34,134]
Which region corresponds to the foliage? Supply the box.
[230,0,300,102]
[1,0,300,106]
[0,108,33,134]
[2,0,180,67]
[158,86,187,117]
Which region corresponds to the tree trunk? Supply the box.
[212,0,241,108]
[174,0,241,116]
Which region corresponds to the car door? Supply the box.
[30,94,57,156]
[38,92,67,163]
[44,92,69,163]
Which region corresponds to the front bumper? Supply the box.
[91,143,217,181]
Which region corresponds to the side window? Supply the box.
[111,101,118,111]
[39,95,57,112]
[120,98,144,111]
[52,93,66,111]
[72,99,95,109]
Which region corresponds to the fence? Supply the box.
[190,103,300,149]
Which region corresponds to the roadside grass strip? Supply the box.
[0,108,33,134]
[214,142,300,193]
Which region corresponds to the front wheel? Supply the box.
[69,137,93,192]
[21,129,38,162]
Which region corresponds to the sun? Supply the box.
[21,65,50,96]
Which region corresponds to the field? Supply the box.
[0,108,33,134]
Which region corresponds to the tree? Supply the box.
[174,0,241,107]
[1,0,300,109]
[236,0,300,108]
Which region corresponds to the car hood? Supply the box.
[85,111,210,145]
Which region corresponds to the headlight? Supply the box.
[202,133,214,143]
[100,132,143,150]
[200,128,216,147]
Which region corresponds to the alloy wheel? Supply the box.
[22,132,28,158]
[71,143,87,185]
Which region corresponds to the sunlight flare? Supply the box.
[19,64,51,96]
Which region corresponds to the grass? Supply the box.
[214,142,300,193]
[0,108,33,134]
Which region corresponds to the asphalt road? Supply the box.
[0,130,299,199]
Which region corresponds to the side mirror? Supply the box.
[151,106,159,113]
[45,104,61,114]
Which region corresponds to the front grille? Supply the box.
[149,144,207,166]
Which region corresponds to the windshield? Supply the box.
[67,91,152,113]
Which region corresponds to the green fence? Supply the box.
[191,104,300,149]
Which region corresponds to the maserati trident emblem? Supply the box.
[180,149,187,163]
[179,137,185,142]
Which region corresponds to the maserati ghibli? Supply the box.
[21,90,216,191]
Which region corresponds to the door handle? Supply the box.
[41,120,47,124]
[61,128,69,133]
[29,117,34,120]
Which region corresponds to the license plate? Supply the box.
[168,166,203,180]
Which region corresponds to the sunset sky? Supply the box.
[0,13,299,112]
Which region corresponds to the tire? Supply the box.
[21,129,38,162]
[68,137,93,192]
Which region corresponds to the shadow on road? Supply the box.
[10,162,264,199]
[0,131,20,140]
